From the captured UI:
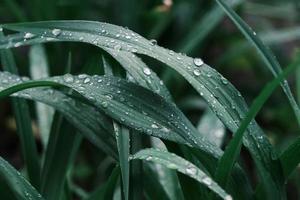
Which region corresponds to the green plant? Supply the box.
[0,0,300,200]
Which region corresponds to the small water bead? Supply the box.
[143,68,151,75]
[186,166,197,176]
[225,195,233,200]
[114,44,122,51]
[83,77,91,84]
[101,101,108,108]
[51,29,61,37]
[146,156,153,161]
[202,176,212,186]
[24,32,35,39]
[14,42,22,47]
[150,39,157,46]
[167,163,177,169]
[151,124,159,129]
[193,58,204,66]
[193,69,201,76]
[63,74,74,83]
[79,37,84,41]
[0,27,3,32]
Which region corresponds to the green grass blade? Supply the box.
[0,73,118,159]
[113,122,130,200]
[0,157,44,200]
[214,0,300,126]
[102,55,114,76]
[29,44,54,148]
[41,113,81,200]
[280,136,300,179]
[215,53,300,194]
[0,21,282,198]
[177,0,243,53]
[85,166,120,200]
[132,148,231,200]
[0,46,41,189]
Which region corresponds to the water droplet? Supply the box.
[24,32,35,39]
[146,156,152,161]
[63,74,74,83]
[193,69,201,76]
[114,44,121,51]
[52,29,61,37]
[79,36,84,41]
[84,78,91,84]
[101,101,108,108]
[14,42,22,47]
[143,68,151,75]
[202,176,212,186]
[167,163,177,169]
[186,166,197,176]
[151,124,159,129]
[150,39,157,45]
[225,195,233,200]
[0,27,3,32]
[193,58,204,66]
[221,77,228,85]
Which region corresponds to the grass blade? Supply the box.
[0,21,283,198]
[29,44,54,148]
[132,148,231,200]
[215,53,300,195]
[177,0,243,53]
[0,157,44,200]
[0,45,41,189]
[113,122,130,200]
[214,0,300,126]
[41,113,81,200]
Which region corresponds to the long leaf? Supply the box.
[215,52,300,194]
[214,0,300,126]
[0,157,44,200]
[0,21,282,198]
[0,43,41,189]
[132,148,231,200]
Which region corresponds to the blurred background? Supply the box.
[0,0,300,199]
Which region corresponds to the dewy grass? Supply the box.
[0,1,300,200]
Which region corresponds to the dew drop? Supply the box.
[101,101,108,108]
[186,166,197,176]
[24,32,35,39]
[84,78,91,84]
[225,195,233,200]
[146,156,152,161]
[63,74,74,83]
[143,68,151,75]
[202,176,212,186]
[0,27,3,32]
[151,124,159,129]
[193,69,201,76]
[51,29,61,37]
[150,39,157,45]
[167,163,177,169]
[193,58,204,66]
[114,44,121,51]
[14,42,22,47]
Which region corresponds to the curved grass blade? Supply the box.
[0,21,282,197]
[0,46,41,189]
[113,122,130,200]
[214,0,300,126]
[0,157,44,200]
[0,72,221,158]
[215,53,300,194]
[0,72,118,159]
[132,148,231,200]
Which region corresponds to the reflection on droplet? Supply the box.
[193,69,201,76]
[52,29,61,37]
[193,58,204,66]
[24,32,35,39]
[143,68,151,75]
